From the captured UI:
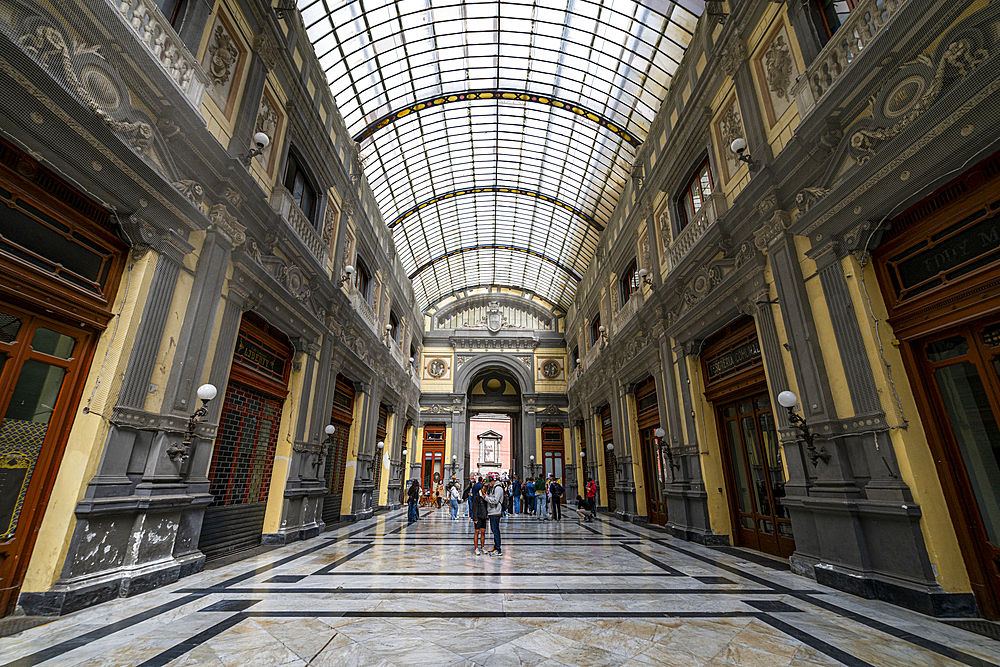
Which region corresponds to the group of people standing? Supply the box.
[404,473,606,556]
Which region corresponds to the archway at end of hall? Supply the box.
[464,365,523,484]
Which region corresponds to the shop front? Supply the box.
[600,405,616,512]
[874,153,1000,618]
[702,317,794,558]
[198,313,292,560]
[322,375,355,526]
[634,376,668,526]
[0,140,127,615]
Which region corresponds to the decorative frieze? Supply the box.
[201,11,244,114]
[713,95,746,184]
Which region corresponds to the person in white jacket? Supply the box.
[484,479,505,556]
[448,483,461,520]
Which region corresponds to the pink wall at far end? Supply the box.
[468,419,512,477]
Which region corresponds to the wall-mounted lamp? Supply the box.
[239,132,271,166]
[638,268,654,288]
[606,441,621,478]
[408,356,415,374]
[167,383,217,463]
[777,391,830,467]
[339,264,355,287]
[598,325,608,347]
[272,0,298,19]
[448,454,458,476]
[369,440,385,477]
[313,424,336,470]
[383,323,393,346]
[730,137,760,172]
[528,454,539,477]
[654,426,680,480]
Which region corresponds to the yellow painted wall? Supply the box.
[22,252,159,592]
[689,353,732,539]
[339,392,366,515]
[626,395,648,518]
[377,412,395,506]
[262,354,304,533]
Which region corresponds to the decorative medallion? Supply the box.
[427,358,447,378]
[537,358,565,381]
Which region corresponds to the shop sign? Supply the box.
[706,338,761,381]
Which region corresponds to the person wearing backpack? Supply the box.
[524,476,536,516]
[534,475,548,520]
[549,475,563,521]
[470,478,488,555]
[484,478,505,556]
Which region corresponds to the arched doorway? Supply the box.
[466,367,521,480]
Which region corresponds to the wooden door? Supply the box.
[421,424,445,497]
[636,377,668,526]
[601,405,616,512]
[323,375,355,525]
[915,320,1000,617]
[0,304,92,615]
[541,425,564,481]
[717,393,794,558]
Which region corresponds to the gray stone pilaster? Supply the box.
[227,56,267,162]
[813,248,881,416]
[765,228,837,424]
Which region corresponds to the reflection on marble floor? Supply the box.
[2,509,999,667]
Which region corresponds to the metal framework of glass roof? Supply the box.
[301,0,700,309]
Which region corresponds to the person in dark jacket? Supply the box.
[407,480,420,523]
[511,475,522,514]
[549,475,563,521]
[524,476,536,516]
[470,480,488,554]
[574,495,595,523]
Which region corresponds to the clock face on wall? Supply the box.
[542,360,561,378]
[427,358,447,378]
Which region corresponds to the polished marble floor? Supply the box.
[2,508,999,666]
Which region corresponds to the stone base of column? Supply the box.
[785,496,978,617]
[664,485,728,545]
[18,551,204,617]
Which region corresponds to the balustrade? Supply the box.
[665,192,727,274]
[791,0,907,118]
[270,186,328,262]
[612,290,642,333]
[114,0,208,106]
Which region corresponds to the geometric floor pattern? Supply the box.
[2,508,999,666]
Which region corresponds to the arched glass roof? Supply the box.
[301,0,700,309]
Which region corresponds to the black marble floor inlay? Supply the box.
[263,574,307,583]
[694,575,736,584]
[198,599,261,612]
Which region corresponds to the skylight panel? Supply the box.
[303,0,698,308]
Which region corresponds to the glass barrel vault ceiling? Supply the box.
[300,0,700,309]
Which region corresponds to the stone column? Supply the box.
[446,396,465,484]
